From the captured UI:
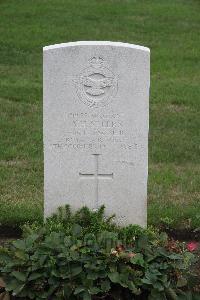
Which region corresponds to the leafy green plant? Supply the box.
[0,206,198,300]
[22,205,117,238]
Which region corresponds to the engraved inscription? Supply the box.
[51,111,144,152]
[74,57,118,108]
[79,154,113,209]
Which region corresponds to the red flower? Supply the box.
[186,241,199,252]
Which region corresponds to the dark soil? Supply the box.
[165,228,200,241]
[0,226,22,239]
[1,224,200,243]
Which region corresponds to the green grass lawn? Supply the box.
[0,0,200,229]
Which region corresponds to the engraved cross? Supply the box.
[79,154,113,209]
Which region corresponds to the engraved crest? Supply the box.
[75,57,118,108]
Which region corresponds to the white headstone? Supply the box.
[43,41,150,226]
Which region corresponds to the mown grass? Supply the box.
[0,0,199,228]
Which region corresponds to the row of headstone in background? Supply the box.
[43,41,150,226]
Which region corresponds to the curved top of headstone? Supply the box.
[43,41,150,53]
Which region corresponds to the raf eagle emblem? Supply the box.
[81,76,113,96]
[75,56,118,108]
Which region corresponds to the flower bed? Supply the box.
[0,206,200,300]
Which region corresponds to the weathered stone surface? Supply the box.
[43,41,150,226]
